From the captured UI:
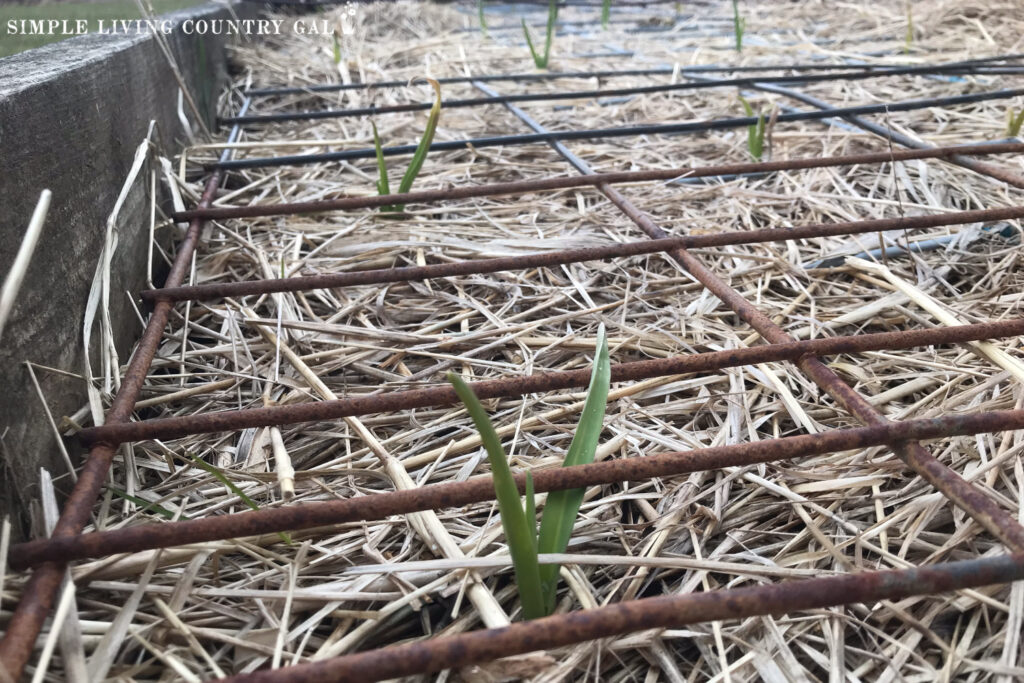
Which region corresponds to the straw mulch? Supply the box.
[9,0,1024,680]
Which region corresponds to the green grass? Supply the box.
[0,0,203,58]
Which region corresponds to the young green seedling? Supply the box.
[732,0,745,52]
[332,32,341,65]
[739,96,766,161]
[535,326,610,613]
[523,0,558,69]
[372,78,442,212]
[904,3,914,54]
[109,488,188,521]
[184,452,292,545]
[601,0,611,30]
[446,376,546,620]
[447,324,610,619]
[478,0,488,37]
[1007,107,1024,138]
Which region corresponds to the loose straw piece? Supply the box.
[846,257,1024,384]
[0,190,51,342]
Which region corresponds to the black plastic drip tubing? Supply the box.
[223,63,1024,125]
[718,78,1024,188]
[242,53,1024,96]
[214,85,1024,171]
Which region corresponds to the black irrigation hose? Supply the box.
[225,63,1024,125]
[745,80,1024,188]
[213,85,1024,171]
[243,53,1024,96]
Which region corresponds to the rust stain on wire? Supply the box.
[75,317,1024,446]
[148,203,1024,302]
[173,142,1024,222]
[211,553,1024,682]
[14,408,1024,568]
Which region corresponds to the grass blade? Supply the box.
[523,18,542,68]
[752,112,765,159]
[536,324,610,612]
[372,121,390,197]
[601,0,610,29]
[904,3,914,53]
[732,0,744,52]
[478,0,488,37]
[184,452,292,545]
[397,78,442,197]
[739,96,765,160]
[1007,108,1024,137]
[542,0,557,67]
[332,32,341,65]
[109,488,186,521]
[447,373,546,620]
[739,95,754,118]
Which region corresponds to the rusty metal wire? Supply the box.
[75,317,1024,446]
[0,174,227,680]
[173,142,1024,222]
[481,83,1024,552]
[6,43,1024,682]
[0,99,251,681]
[214,552,1024,682]
[151,202,1024,302]
[728,80,1024,189]
[16,408,1024,569]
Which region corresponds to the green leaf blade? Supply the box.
[523,18,542,68]
[372,121,390,199]
[447,373,546,620]
[525,471,537,552]
[110,487,185,521]
[1008,108,1024,137]
[536,325,611,612]
[732,0,744,52]
[185,452,291,545]
[397,78,443,197]
[542,0,557,68]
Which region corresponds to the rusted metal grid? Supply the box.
[3,33,1024,683]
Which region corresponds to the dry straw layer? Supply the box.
[9,0,1024,680]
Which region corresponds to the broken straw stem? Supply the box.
[0,190,52,342]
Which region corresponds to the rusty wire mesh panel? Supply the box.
[4,1,1024,681]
